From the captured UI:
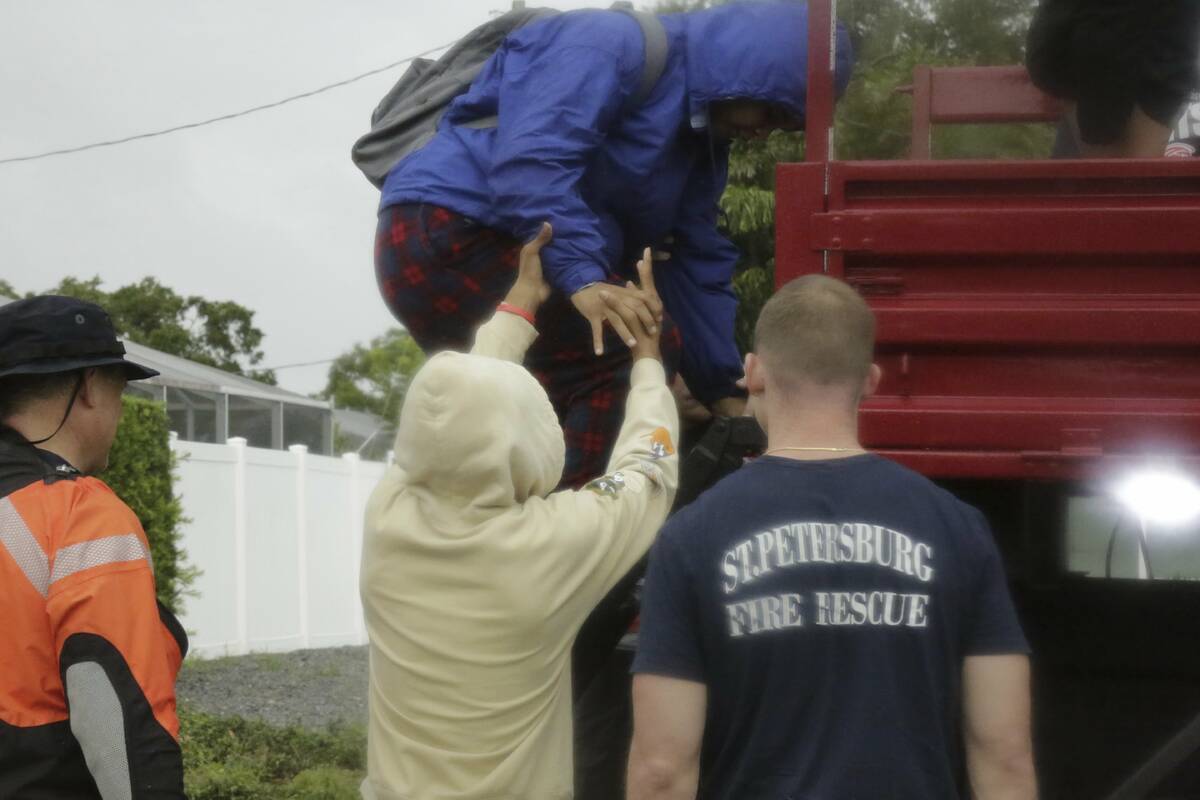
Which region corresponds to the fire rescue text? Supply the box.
[721,521,936,638]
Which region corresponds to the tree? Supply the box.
[35,276,278,384]
[320,328,426,424]
[837,0,1050,162]
[722,131,806,351]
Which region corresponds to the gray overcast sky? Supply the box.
[0,0,601,395]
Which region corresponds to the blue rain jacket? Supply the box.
[380,2,853,404]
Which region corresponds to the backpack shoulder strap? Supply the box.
[611,3,668,106]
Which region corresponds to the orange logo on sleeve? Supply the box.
[649,427,675,459]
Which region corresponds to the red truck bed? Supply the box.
[776,157,1200,479]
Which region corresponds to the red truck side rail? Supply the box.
[783,9,1200,481]
[777,158,1200,479]
[906,65,1064,159]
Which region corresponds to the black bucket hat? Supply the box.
[0,296,159,381]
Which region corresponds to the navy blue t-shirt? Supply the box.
[633,454,1029,800]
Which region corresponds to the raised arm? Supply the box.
[539,252,680,615]
[543,357,678,614]
[470,222,552,362]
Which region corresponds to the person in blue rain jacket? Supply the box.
[375,1,853,490]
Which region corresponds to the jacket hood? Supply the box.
[0,426,79,497]
[392,351,564,509]
[683,2,854,128]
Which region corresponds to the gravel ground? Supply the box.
[178,646,368,729]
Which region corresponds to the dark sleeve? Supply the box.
[61,632,185,799]
[657,160,745,406]
[631,520,707,682]
[963,509,1031,656]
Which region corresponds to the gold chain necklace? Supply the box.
[764,446,865,456]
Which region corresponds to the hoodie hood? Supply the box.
[683,2,854,128]
[393,350,564,509]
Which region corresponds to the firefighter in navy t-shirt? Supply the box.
[628,276,1037,800]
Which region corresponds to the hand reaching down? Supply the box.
[601,247,662,362]
[571,247,664,356]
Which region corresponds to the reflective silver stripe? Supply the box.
[0,496,50,597]
[50,533,149,586]
[66,662,133,800]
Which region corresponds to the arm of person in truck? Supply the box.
[655,159,746,416]
[488,20,661,357]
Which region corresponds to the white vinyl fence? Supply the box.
[171,436,387,658]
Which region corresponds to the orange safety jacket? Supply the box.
[0,428,187,798]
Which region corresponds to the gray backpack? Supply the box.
[351,3,668,188]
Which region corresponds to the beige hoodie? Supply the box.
[360,311,679,800]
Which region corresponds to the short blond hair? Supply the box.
[753,275,875,389]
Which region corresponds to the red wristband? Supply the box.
[497,302,536,325]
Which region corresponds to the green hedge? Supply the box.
[104,395,196,613]
[180,706,365,799]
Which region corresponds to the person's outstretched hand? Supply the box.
[601,247,662,362]
[571,253,664,357]
[503,222,553,316]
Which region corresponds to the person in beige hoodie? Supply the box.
[360,224,680,800]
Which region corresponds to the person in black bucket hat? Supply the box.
[0,295,158,451]
[0,295,159,379]
[0,295,188,799]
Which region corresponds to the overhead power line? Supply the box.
[0,40,457,166]
[260,357,341,371]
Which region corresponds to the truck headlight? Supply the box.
[1114,469,1200,527]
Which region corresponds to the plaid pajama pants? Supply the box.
[375,203,681,489]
